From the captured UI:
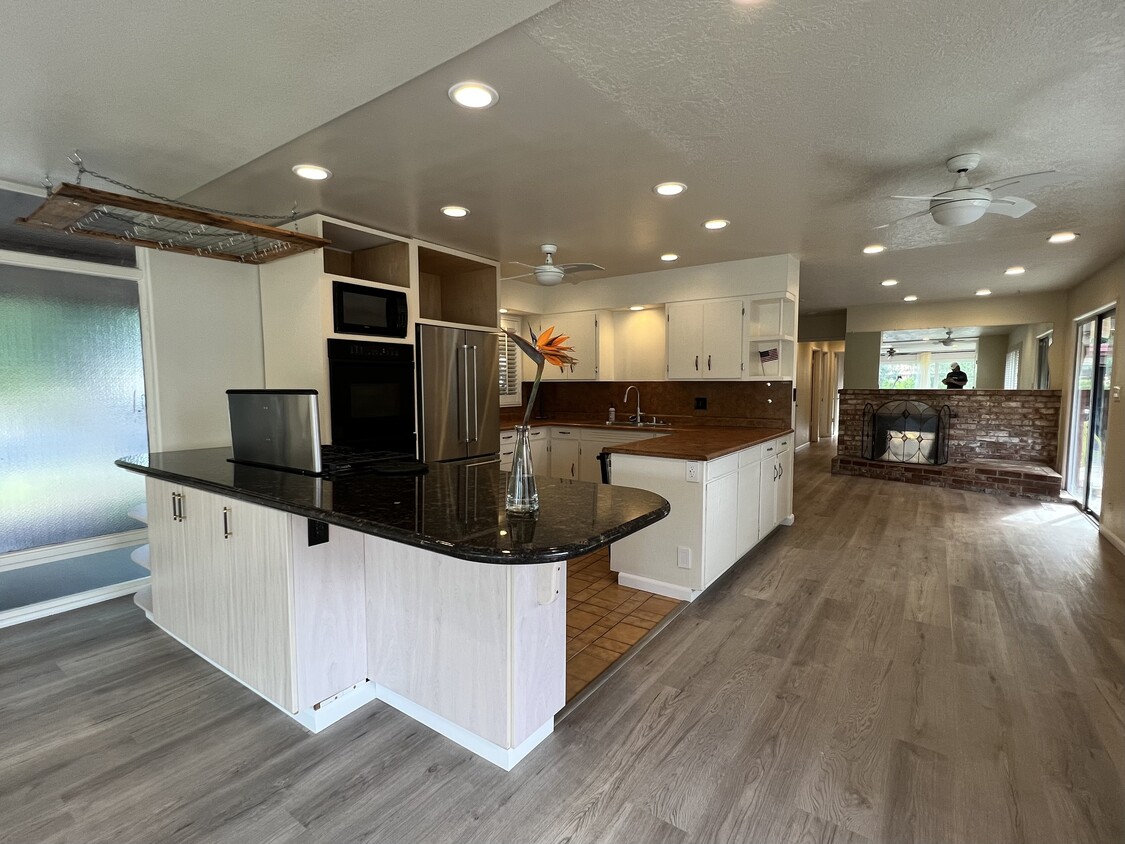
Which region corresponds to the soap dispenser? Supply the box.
[608,403,616,423]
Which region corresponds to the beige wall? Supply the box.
[976,334,1009,389]
[799,310,846,342]
[843,331,881,388]
[1057,257,1124,550]
[141,250,265,451]
[796,340,844,447]
[1007,322,1053,389]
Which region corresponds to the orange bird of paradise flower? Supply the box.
[504,325,578,372]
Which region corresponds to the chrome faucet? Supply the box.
[623,385,643,424]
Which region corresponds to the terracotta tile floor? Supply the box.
[565,548,682,701]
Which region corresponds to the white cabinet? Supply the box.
[744,293,797,381]
[735,448,762,558]
[757,435,794,539]
[666,298,744,379]
[145,477,367,714]
[500,427,550,474]
[703,469,739,587]
[550,430,581,479]
[528,311,614,381]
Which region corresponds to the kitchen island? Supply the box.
[116,449,668,769]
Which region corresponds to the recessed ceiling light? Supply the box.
[881,279,898,287]
[661,253,679,262]
[291,164,331,181]
[441,205,470,218]
[903,294,918,302]
[629,305,645,311]
[1005,266,1025,275]
[448,81,499,109]
[703,219,730,230]
[1048,231,1078,244]
[654,182,687,196]
[976,289,992,296]
[863,244,886,254]
[498,308,509,314]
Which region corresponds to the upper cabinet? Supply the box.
[667,298,744,380]
[527,310,615,381]
[321,220,410,289]
[744,293,797,381]
[417,243,499,329]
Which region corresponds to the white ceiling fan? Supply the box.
[507,243,604,286]
[927,328,975,347]
[882,346,899,358]
[877,153,1066,229]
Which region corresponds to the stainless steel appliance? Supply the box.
[227,389,323,473]
[416,324,500,463]
[332,280,409,338]
[327,339,416,455]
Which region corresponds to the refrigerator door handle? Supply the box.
[469,345,479,443]
[457,344,470,444]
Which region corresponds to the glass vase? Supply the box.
[505,425,539,513]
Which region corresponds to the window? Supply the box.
[1004,348,1020,389]
[499,315,522,407]
[1036,333,1052,389]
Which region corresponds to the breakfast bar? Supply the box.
[116,450,668,769]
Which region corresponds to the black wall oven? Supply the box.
[327,339,415,455]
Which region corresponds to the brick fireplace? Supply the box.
[832,389,1063,500]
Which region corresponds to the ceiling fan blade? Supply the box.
[503,271,535,281]
[557,263,605,274]
[975,170,1064,194]
[889,195,937,201]
[508,261,539,269]
[985,195,1037,218]
[874,208,933,229]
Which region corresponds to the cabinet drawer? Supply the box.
[551,428,578,438]
[527,428,546,440]
[761,441,777,458]
[775,436,791,454]
[738,444,764,466]
[500,430,516,444]
[705,452,739,481]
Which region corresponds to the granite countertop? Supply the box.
[501,417,793,461]
[603,426,793,461]
[117,449,669,566]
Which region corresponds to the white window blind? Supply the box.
[1004,348,1020,389]
[499,315,522,407]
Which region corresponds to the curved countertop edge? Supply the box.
[116,457,671,566]
[602,426,794,461]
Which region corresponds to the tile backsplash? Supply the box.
[501,380,792,428]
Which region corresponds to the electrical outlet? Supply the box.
[677,546,691,569]
[685,461,701,482]
[695,396,707,410]
[1113,385,1122,402]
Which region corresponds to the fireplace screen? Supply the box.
[861,400,950,465]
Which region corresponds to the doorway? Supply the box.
[1067,308,1115,519]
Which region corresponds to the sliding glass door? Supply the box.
[1068,309,1116,518]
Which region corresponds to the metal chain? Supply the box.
[66,152,298,223]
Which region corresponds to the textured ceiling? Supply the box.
[0,0,562,196]
[9,0,1122,314]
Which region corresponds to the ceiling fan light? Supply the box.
[535,267,565,286]
[929,196,989,226]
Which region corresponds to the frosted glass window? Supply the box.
[0,265,148,554]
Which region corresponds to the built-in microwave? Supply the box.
[332,281,408,338]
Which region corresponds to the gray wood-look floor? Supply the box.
[2,440,1122,844]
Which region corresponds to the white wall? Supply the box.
[141,251,264,451]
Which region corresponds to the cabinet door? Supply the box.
[222,497,295,711]
[777,447,793,524]
[736,462,762,557]
[703,471,739,587]
[758,459,779,539]
[147,477,190,639]
[179,487,224,660]
[563,312,598,380]
[530,435,549,472]
[579,441,606,483]
[551,439,581,480]
[666,302,704,379]
[702,299,744,379]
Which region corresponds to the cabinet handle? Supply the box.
[571,462,576,478]
[773,465,778,481]
[222,506,232,539]
[708,354,712,371]
[695,355,699,371]
[778,464,783,479]
[171,492,180,522]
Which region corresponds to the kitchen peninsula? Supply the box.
[116,449,668,770]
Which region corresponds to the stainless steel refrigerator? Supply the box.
[416,324,500,463]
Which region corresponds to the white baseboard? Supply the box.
[780,514,795,526]
[1101,524,1125,557]
[375,684,553,771]
[0,576,150,629]
[294,682,380,733]
[795,442,810,452]
[616,572,701,603]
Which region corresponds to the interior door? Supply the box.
[1068,309,1115,518]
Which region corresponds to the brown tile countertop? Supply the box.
[602,426,793,461]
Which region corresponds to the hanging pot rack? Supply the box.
[18,182,330,264]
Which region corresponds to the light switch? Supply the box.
[1113,385,1121,402]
